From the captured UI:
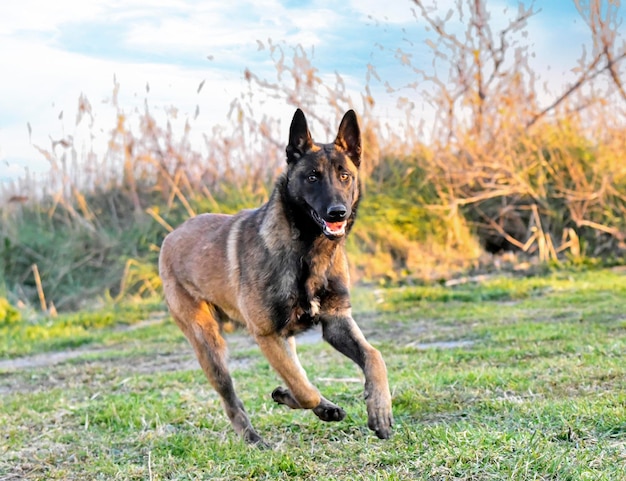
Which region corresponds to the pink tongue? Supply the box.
[325,221,345,233]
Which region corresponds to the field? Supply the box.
[2,268,626,480]
[1,2,626,479]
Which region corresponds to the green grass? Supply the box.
[0,299,165,358]
[1,268,626,480]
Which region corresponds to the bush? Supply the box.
[0,298,21,326]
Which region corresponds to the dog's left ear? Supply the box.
[335,110,361,167]
[286,108,313,164]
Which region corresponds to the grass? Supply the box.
[1,268,626,480]
[0,6,623,477]
[0,300,164,358]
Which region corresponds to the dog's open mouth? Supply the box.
[311,210,347,237]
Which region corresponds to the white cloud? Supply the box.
[0,0,360,170]
[0,0,604,184]
[121,2,345,57]
[0,0,107,34]
[0,34,248,175]
[348,0,418,25]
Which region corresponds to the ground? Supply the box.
[1,269,626,480]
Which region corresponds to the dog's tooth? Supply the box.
[310,299,320,317]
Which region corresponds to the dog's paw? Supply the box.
[366,394,393,439]
[368,409,393,439]
[244,429,271,449]
[271,386,301,409]
[313,398,346,422]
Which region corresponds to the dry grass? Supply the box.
[1,0,626,311]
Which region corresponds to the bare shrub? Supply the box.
[2,1,626,310]
[386,0,626,259]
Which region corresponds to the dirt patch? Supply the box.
[0,347,111,372]
[0,329,262,396]
[0,313,472,397]
[0,323,324,374]
[0,347,190,396]
[406,339,475,349]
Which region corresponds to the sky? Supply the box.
[0,0,597,182]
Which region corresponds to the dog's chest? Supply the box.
[280,252,348,335]
[280,266,326,324]
[264,233,350,336]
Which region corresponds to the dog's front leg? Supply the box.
[255,334,346,421]
[321,313,393,439]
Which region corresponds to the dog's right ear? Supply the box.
[286,108,313,164]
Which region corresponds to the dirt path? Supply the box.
[0,325,325,372]
[0,313,471,398]
[0,323,329,396]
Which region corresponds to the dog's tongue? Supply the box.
[324,221,346,235]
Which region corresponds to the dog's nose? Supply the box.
[327,204,347,220]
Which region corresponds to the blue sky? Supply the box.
[0,0,595,181]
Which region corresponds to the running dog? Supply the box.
[159,109,393,446]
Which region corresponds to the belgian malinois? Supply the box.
[159,109,393,446]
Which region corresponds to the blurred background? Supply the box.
[1,0,625,313]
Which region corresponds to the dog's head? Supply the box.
[285,109,361,240]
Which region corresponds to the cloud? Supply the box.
[0,32,248,177]
[0,0,601,183]
[347,0,418,25]
[0,1,102,34]
[120,1,347,61]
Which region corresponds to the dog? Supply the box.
[158,109,393,446]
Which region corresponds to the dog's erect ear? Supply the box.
[286,108,313,164]
[335,110,361,167]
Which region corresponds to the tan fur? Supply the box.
[159,109,392,446]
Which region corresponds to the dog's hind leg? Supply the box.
[165,283,266,446]
[258,335,346,422]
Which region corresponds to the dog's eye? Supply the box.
[307,173,318,183]
[339,172,351,183]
